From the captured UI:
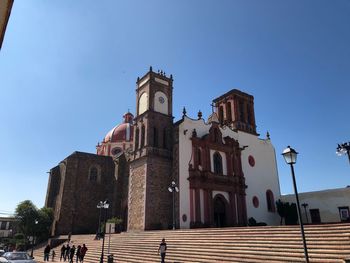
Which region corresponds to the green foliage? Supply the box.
[276,199,286,225]
[36,207,54,242]
[14,200,53,245]
[276,199,298,225]
[285,203,298,225]
[15,200,39,242]
[14,233,25,240]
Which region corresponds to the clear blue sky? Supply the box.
[1,1,349,216]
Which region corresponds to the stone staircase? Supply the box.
[32,223,350,263]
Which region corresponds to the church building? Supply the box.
[45,68,281,235]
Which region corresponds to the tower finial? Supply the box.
[266,131,270,140]
[198,110,202,119]
[182,107,187,117]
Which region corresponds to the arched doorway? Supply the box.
[214,196,227,227]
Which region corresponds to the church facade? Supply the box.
[45,68,280,235]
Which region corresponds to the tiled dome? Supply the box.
[103,112,134,143]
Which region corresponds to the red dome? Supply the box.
[103,112,134,143]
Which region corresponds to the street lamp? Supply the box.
[301,203,309,224]
[336,142,350,164]
[282,146,309,263]
[30,219,38,257]
[97,200,109,263]
[168,180,179,230]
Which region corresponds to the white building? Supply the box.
[282,187,350,224]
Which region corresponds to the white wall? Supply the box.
[221,129,281,226]
[177,116,281,227]
[282,187,350,223]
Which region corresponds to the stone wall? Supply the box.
[145,156,172,230]
[47,152,119,235]
[128,159,146,230]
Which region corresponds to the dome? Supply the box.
[103,112,134,143]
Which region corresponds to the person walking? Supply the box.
[75,245,81,263]
[158,238,167,263]
[79,244,88,262]
[65,244,70,262]
[60,245,66,261]
[69,245,75,263]
[52,250,56,261]
[43,244,51,262]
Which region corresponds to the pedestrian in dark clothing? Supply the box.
[79,244,87,262]
[65,244,70,261]
[52,250,56,261]
[158,238,167,263]
[44,244,51,262]
[60,245,66,261]
[69,245,75,263]
[75,245,81,263]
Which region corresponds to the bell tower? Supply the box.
[128,67,173,230]
[213,89,258,135]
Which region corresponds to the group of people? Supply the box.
[44,237,165,263]
[59,243,88,263]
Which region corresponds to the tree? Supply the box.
[15,200,39,244]
[276,199,298,225]
[276,199,286,225]
[36,207,53,242]
[285,203,298,225]
[14,200,53,246]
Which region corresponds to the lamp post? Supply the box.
[168,180,179,230]
[301,203,309,224]
[97,200,109,263]
[96,201,104,239]
[30,219,38,257]
[336,142,350,164]
[282,146,309,263]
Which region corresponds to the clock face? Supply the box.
[159,96,165,104]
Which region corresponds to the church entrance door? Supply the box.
[214,196,226,227]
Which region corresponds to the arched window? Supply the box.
[89,167,98,182]
[226,102,232,122]
[213,152,223,174]
[135,128,139,150]
[153,127,158,147]
[266,190,275,212]
[219,106,224,124]
[141,125,145,148]
[197,148,202,166]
